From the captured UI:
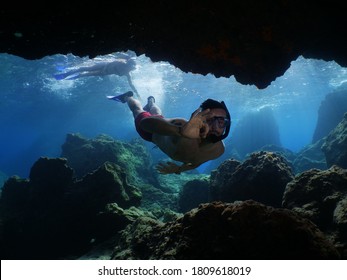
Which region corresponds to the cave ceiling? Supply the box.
[1,1,347,89]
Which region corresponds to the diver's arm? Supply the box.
[140,117,187,137]
[126,74,140,99]
[140,109,211,140]
[155,162,199,174]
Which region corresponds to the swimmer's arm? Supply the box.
[156,161,200,175]
[140,117,187,137]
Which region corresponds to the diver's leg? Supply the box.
[149,104,162,115]
[108,91,144,118]
[126,74,140,100]
[127,96,145,118]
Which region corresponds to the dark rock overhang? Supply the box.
[1,1,347,89]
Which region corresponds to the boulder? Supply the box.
[283,165,347,258]
[112,200,339,259]
[321,113,347,168]
[0,157,142,259]
[210,151,294,207]
[178,176,210,213]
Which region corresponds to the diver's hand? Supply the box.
[156,162,195,175]
[180,108,211,139]
[156,161,181,174]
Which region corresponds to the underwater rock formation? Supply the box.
[138,182,179,213]
[178,176,210,213]
[312,88,347,143]
[321,113,347,169]
[1,154,345,259]
[61,133,156,186]
[209,158,241,198]
[257,144,297,163]
[112,200,339,260]
[203,143,242,174]
[229,107,281,159]
[0,171,8,188]
[248,141,327,175]
[210,151,294,207]
[292,138,327,174]
[282,165,347,258]
[60,133,206,212]
[74,161,142,209]
[0,157,142,259]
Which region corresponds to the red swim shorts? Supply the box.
[135,111,164,142]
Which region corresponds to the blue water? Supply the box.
[1,51,346,180]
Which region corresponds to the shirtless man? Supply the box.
[108,91,231,174]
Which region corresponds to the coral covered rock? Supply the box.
[112,200,339,259]
[210,151,294,207]
[74,161,142,209]
[321,113,347,169]
[61,133,155,186]
[282,165,347,258]
[313,88,347,143]
[0,157,141,259]
[292,138,327,174]
[178,176,210,213]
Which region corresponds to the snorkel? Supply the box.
[200,98,231,143]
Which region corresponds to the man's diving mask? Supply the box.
[206,116,230,129]
[200,98,231,143]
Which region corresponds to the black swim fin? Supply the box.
[53,73,80,80]
[107,91,134,103]
[53,73,69,80]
